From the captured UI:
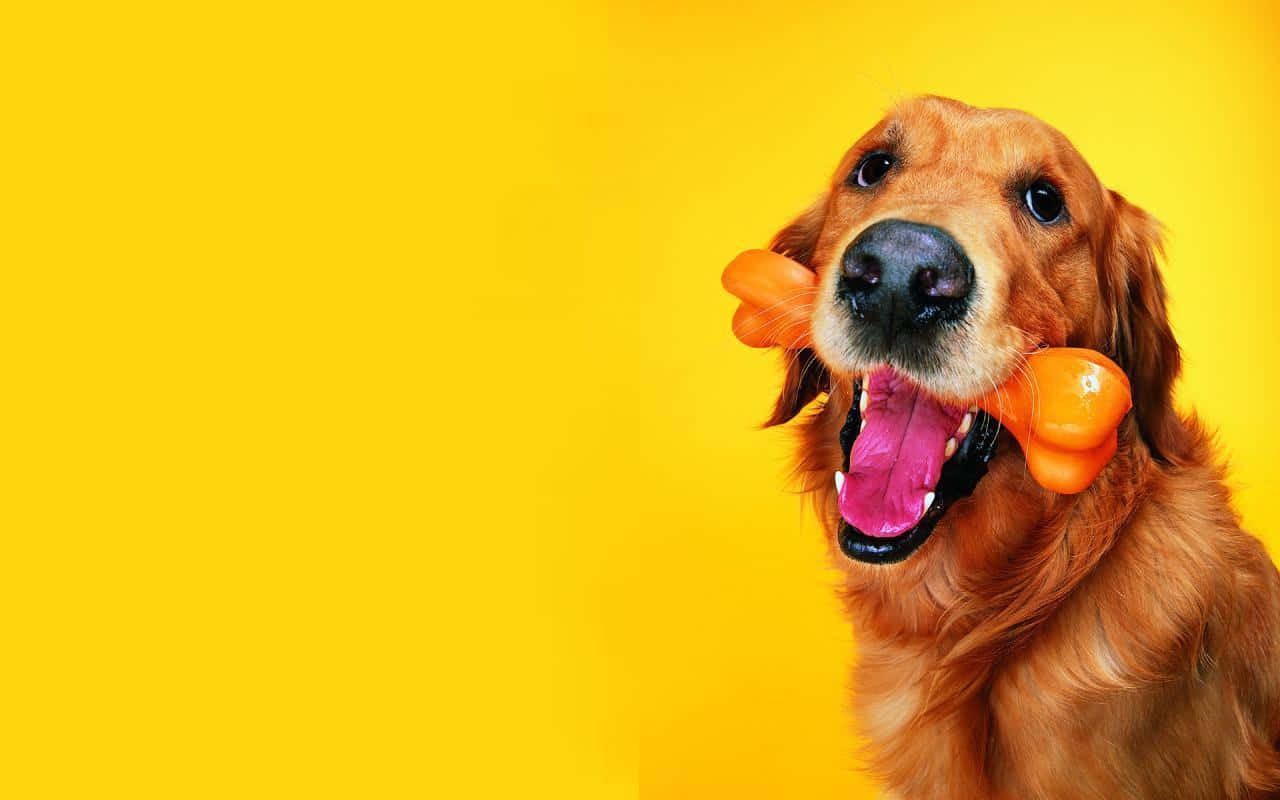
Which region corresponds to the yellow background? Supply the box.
[3,0,1278,797]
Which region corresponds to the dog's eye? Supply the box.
[853,152,895,187]
[1024,179,1064,223]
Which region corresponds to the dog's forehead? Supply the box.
[851,97,1095,187]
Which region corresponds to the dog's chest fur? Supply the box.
[854,627,1216,799]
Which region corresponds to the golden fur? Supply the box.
[766,97,1280,799]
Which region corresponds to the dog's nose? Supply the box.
[839,219,974,337]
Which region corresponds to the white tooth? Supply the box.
[834,472,845,493]
[957,413,972,436]
[860,419,867,432]
[944,438,957,458]
[859,391,868,414]
[924,491,936,508]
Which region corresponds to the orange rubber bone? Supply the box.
[721,249,1133,493]
[721,249,817,350]
[973,348,1131,493]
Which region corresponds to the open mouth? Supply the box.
[836,366,1000,564]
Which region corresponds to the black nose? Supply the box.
[839,219,974,340]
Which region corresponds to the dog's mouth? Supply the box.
[836,366,1000,564]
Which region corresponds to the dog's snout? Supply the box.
[839,220,974,337]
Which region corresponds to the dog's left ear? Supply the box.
[764,194,830,427]
[1099,190,1191,464]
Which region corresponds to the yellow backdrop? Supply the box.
[5,0,1278,798]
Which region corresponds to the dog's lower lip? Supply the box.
[836,379,1000,564]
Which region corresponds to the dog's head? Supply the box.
[768,96,1189,565]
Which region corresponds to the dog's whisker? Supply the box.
[729,288,822,341]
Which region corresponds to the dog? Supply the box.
[760,96,1280,799]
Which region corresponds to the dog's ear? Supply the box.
[769,193,828,267]
[764,195,830,427]
[1099,190,1191,464]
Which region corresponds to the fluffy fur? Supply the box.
[765,97,1280,799]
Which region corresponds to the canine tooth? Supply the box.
[860,419,867,432]
[924,491,936,508]
[944,437,957,458]
[957,413,973,436]
[834,472,845,493]
[859,391,868,414]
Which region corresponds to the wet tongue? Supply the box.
[837,367,965,537]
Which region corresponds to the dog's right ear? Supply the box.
[764,194,830,427]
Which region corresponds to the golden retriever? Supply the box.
[761,96,1280,799]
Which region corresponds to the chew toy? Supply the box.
[974,348,1130,493]
[721,249,816,350]
[721,249,1132,494]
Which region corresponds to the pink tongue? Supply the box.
[837,367,965,537]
